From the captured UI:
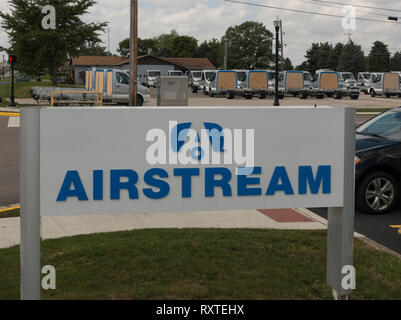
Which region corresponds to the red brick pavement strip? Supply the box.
[258,209,315,223]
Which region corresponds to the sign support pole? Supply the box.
[327,107,356,299]
[20,107,41,300]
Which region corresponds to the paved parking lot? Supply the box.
[148,88,401,108]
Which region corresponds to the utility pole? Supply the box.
[224,40,228,70]
[129,0,138,106]
[273,19,280,107]
[280,19,284,71]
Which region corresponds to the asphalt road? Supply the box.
[310,208,401,255]
[0,112,399,254]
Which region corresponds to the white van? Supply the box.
[146,70,161,88]
[168,70,183,77]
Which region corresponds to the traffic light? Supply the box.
[8,55,17,64]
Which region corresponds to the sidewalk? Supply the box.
[0,208,366,249]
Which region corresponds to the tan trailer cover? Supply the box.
[285,72,304,92]
[320,73,338,90]
[248,72,268,90]
[217,72,237,93]
[383,73,400,92]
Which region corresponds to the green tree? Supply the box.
[304,42,333,74]
[139,38,158,56]
[390,52,401,71]
[222,21,273,69]
[117,38,130,57]
[196,39,223,67]
[154,30,179,52]
[170,35,198,58]
[368,41,390,72]
[79,44,110,56]
[117,38,158,57]
[0,0,107,85]
[328,42,344,71]
[282,57,293,71]
[295,61,308,71]
[337,40,365,75]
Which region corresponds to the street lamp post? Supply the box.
[273,19,280,107]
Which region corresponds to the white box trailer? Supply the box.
[85,69,151,106]
[311,71,359,100]
[209,70,238,99]
[369,72,401,98]
[241,70,269,99]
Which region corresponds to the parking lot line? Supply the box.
[0,112,19,117]
[0,206,20,214]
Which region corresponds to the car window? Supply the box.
[372,74,382,83]
[357,111,401,142]
[116,72,129,85]
[192,72,202,78]
[205,72,216,81]
[237,72,247,82]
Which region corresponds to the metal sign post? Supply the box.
[20,108,41,300]
[327,108,356,299]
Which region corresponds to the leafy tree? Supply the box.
[138,38,158,56]
[0,0,107,84]
[154,30,179,52]
[368,41,390,72]
[328,42,344,70]
[170,35,198,58]
[79,44,110,56]
[117,38,158,57]
[196,39,223,67]
[222,21,273,69]
[117,38,130,57]
[304,42,333,74]
[295,61,308,71]
[158,47,172,57]
[282,57,293,71]
[337,40,365,75]
[390,52,401,71]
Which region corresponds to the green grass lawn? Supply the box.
[0,208,20,219]
[0,229,400,300]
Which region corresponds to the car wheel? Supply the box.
[356,171,399,214]
[370,89,376,97]
[137,95,144,107]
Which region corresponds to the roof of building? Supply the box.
[71,56,129,67]
[161,57,215,70]
[69,55,215,70]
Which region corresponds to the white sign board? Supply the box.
[20,106,356,300]
[38,107,346,217]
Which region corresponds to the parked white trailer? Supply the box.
[369,72,401,98]
[89,69,151,105]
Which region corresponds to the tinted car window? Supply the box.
[116,72,129,85]
[357,111,401,142]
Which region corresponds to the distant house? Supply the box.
[66,55,215,84]
[66,56,129,85]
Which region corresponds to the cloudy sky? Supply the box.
[0,0,401,65]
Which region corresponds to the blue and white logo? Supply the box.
[146,121,255,170]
